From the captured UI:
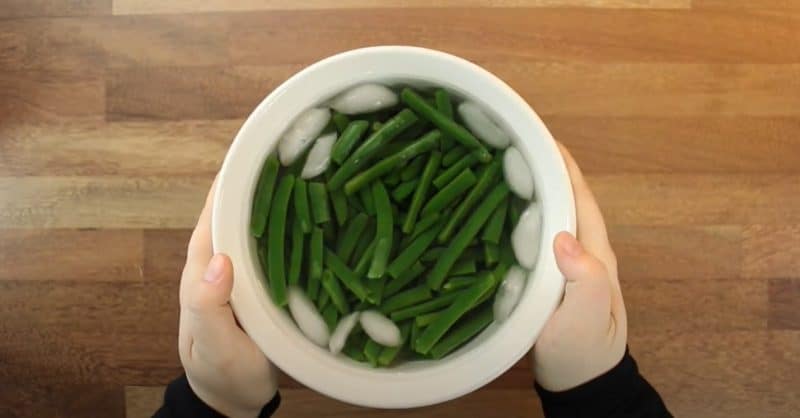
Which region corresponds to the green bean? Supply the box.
[368,182,393,279]
[317,288,330,311]
[343,345,367,362]
[409,320,420,352]
[442,275,478,292]
[396,118,429,142]
[364,339,383,367]
[331,120,369,165]
[380,284,432,314]
[344,130,440,195]
[429,304,493,359]
[432,154,480,189]
[371,121,383,133]
[484,242,500,267]
[321,269,350,315]
[343,331,367,361]
[402,151,442,234]
[400,88,491,162]
[421,169,478,217]
[420,246,446,263]
[391,179,419,202]
[354,239,377,277]
[347,194,364,213]
[336,213,369,261]
[307,228,323,300]
[308,182,331,224]
[322,303,339,332]
[265,175,294,306]
[438,157,502,242]
[508,196,524,226]
[409,212,442,240]
[288,218,304,286]
[482,197,509,244]
[323,220,337,244]
[358,186,375,215]
[401,156,426,182]
[426,184,510,289]
[415,273,495,353]
[386,223,441,278]
[384,170,401,186]
[292,178,312,234]
[383,261,426,298]
[328,109,418,190]
[390,290,462,322]
[367,279,386,305]
[257,242,268,283]
[378,321,412,366]
[415,310,441,328]
[250,155,280,237]
[442,146,468,167]
[450,259,477,276]
[375,138,414,160]
[329,189,349,226]
[324,248,370,302]
[332,112,351,135]
[434,89,456,150]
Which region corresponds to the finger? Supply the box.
[182,254,240,350]
[187,178,218,263]
[556,143,613,260]
[551,231,612,322]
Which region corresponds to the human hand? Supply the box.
[532,144,627,392]
[178,182,279,417]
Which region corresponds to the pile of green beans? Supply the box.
[251,87,525,366]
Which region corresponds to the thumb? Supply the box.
[184,253,238,347]
[551,232,612,320]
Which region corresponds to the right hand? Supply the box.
[532,144,628,392]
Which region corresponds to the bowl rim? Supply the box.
[212,45,575,408]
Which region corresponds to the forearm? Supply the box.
[535,349,672,418]
[154,374,281,418]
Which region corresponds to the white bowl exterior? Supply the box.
[212,46,575,408]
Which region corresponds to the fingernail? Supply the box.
[204,254,224,283]
[559,232,582,257]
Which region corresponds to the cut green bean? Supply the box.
[401,156,426,182]
[508,197,524,226]
[420,247,446,263]
[343,345,367,362]
[390,290,463,322]
[433,154,479,189]
[482,197,509,244]
[322,220,336,243]
[402,151,442,234]
[400,88,491,162]
[426,184,510,289]
[331,120,369,165]
[324,248,370,302]
[332,112,351,134]
[391,179,419,202]
[336,213,369,261]
[368,182,393,279]
[317,288,330,311]
[321,269,350,315]
[484,242,500,266]
[288,218,304,286]
[409,212,441,240]
[363,339,383,367]
[416,273,494,353]
[442,275,478,292]
[378,322,411,366]
[384,170,401,186]
[450,259,477,276]
[292,178,312,234]
[328,109,418,190]
[307,228,323,300]
[322,303,339,332]
[250,155,280,237]
[421,169,478,217]
[409,320,420,352]
[371,121,383,133]
[434,89,456,150]
[386,223,442,278]
[367,279,386,305]
[266,175,294,306]
[439,158,502,242]
[308,182,331,224]
[380,284,432,314]
[415,310,440,327]
[344,130,440,195]
[429,304,493,359]
[442,146,468,167]
[359,186,375,215]
[354,239,377,278]
[343,331,367,361]
[383,261,426,298]
[329,189,349,226]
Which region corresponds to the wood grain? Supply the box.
[0,384,123,418]
[694,0,800,9]
[0,1,110,18]
[769,279,800,330]
[742,224,800,279]
[0,70,104,123]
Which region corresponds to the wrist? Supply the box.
[185,375,266,418]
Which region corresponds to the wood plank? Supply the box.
[0,0,111,18]
[624,279,768,333]
[0,70,104,123]
[609,225,742,280]
[589,174,800,225]
[547,117,800,173]
[0,120,238,176]
[769,279,800,330]
[0,19,106,72]
[0,229,143,281]
[0,176,210,228]
[742,224,800,279]
[0,384,124,418]
[694,0,800,9]
[631,331,800,418]
[143,229,192,281]
[125,386,163,418]
[113,0,690,16]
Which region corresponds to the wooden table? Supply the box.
[1,1,798,417]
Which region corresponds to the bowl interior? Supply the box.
[212,46,575,408]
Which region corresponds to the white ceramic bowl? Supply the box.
[212,46,575,408]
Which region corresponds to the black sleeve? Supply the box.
[535,349,672,418]
[153,374,281,418]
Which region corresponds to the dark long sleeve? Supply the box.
[153,374,280,418]
[535,349,671,418]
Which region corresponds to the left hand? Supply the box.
[178,181,279,418]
